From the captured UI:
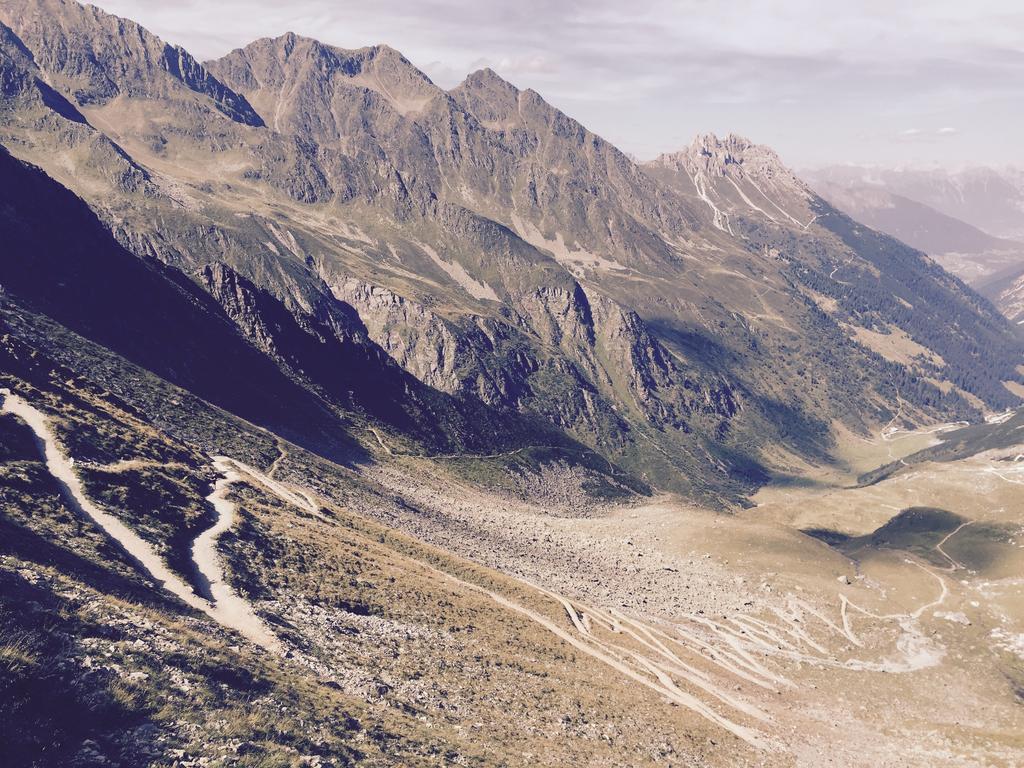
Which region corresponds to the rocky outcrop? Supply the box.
[654,133,806,188]
[333,278,535,403]
[338,272,738,458]
[588,295,739,429]
[646,132,815,233]
[198,264,586,456]
[0,20,151,194]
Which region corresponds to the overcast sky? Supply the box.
[90,0,1024,170]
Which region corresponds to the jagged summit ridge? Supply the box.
[449,67,526,128]
[652,132,802,185]
[457,67,519,91]
[0,0,263,125]
[208,32,441,120]
[643,131,816,233]
[217,32,435,88]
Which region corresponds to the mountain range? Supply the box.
[805,165,1024,242]
[2,0,1020,506]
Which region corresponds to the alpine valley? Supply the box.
[1,2,1022,767]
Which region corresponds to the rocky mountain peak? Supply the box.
[0,0,263,125]
[3,0,1021,511]
[645,132,814,232]
[209,32,439,120]
[261,34,426,82]
[448,67,524,128]
[652,132,797,184]
[457,67,521,95]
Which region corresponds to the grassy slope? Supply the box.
[0,310,731,767]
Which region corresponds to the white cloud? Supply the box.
[86,0,1024,168]
[467,53,556,77]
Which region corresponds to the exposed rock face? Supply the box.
[644,133,1022,414]
[197,262,542,453]
[0,0,262,125]
[647,132,815,232]
[0,19,151,194]
[209,33,441,213]
[334,278,531,401]
[212,34,438,124]
[0,0,1021,503]
[337,273,738,455]
[0,145,358,456]
[658,133,805,186]
[212,39,698,268]
[588,294,739,429]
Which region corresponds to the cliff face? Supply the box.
[1,0,1021,503]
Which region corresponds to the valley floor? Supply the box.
[2,375,1022,766]
[340,421,1024,766]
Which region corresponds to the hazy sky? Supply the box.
[89,0,1024,169]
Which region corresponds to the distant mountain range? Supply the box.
[804,165,1024,241]
[1,0,1021,506]
[804,165,1024,323]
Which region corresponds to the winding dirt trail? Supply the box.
[1,391,281,653]
[192,458,283,652]
[206,456,780,748]
[214,456,324,520]
[414,557,774,751]
[935,521,974,571]
[265,440,287,479]
[173,443,969,752]
[213,454,777,750]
